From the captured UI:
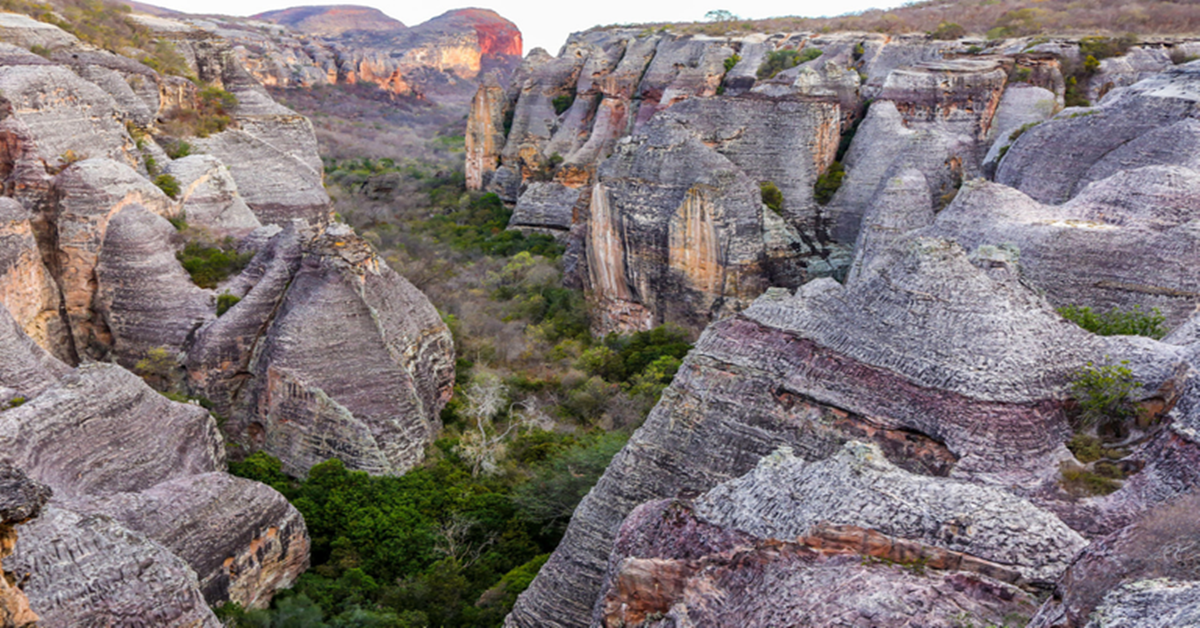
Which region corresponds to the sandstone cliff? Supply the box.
[473,31,1197,338]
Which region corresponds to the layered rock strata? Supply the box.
[0,464,48,628]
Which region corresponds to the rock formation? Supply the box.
[0,464,48,628]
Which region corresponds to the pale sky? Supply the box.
[145,0,910,54]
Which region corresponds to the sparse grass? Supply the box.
[1060,461,1121,496]
[161,86,237,139]
[1066,432,1123,464]
[757,48,822,79]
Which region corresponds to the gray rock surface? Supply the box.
[996,61,1200,204]
[95,204,215,368]
[0,363,224,498]
[188,224,455,476]
[921,166,1200,327]
[693,442,1087,583]
[981,84,1059,174]
[508,235,1187,627]
[67,473,310,608]
[9,505,220,628]
[165,155,262,235]
[1084,580,1200,628]
[0,464,48,628]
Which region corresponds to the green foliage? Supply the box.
[1066,432,1122,464]
[140,39,192,78]
[723,53,741,73]
[1011,67,1032,82]
[578,325,692,385]
[757,49,801,79]
[1079,35,1138,60]
[965,45,984,54]
[853,42,866,60]
[511,432,628,538]
[176,238,253,289]
[759,181,784,214]
[166,140,192,159]
[1083,54,1101,74]
[217,293,241,317]
[1070,360,1140,430]
[419,191,564,259]
[154,173,180,199]
[1064,75,1090,108]
[28,44,49,57]
[705,9,738,22]
[1008,121,1041,143]
[162,86,237,139]
[489,252,589,343]
[987,8,1044,39]
[1060,461,1121,496]
[928,22,966,40]
[0,0,149,54]
[1057,304,1166,339]
[814,160,845,205]
[551,94,575,116]
[6,396,25,409]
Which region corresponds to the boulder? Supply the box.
[0,464,49,628]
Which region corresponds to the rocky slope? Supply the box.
[503,38,1200,627]
[172,5,522,105]
[470,30,1200,336]
[0,7,456,623]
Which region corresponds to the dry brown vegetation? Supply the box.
[613,0,1200,38]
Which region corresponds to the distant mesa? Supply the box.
[418,8,523,57]
[252,4,406,36]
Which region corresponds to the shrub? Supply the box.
[1066,432,1122,463]
[1011,67,1032,82]
[1057,304,1166,339]
[929,22,966,40]
[139,39,191,78]
[166,140,192,159]
[1070,360,1140,429]
[757,49,801,79]
[216,293,241,316]
[813,160,845,205]
[759,181,784,214]
[161,86,237,138]
[154,173,180,199]
[1079,35,1137,61]
[7,396,25,409]
[551,94,574,115]
[723,54,741,73]
[176,238,254,288]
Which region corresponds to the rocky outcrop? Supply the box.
[465,73,506,191]
[582,95,840,332]
[0,464,48,628]
[165,154,262,235]
[203,7,522,104]
[187,223,456,476]
[919,166,1200,327]
[996,61,1200,204]
[95,204,214,368]
[506,235,1184,627]
[0,198,64,359]
[9,504,221,627]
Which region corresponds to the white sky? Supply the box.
[145,0,910,54]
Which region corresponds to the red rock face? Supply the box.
[443,8,522,57]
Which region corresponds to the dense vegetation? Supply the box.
[221,106,692,624]
[173,226,255,289]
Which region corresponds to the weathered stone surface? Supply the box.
[1089,47,1175,103]
[693,442,1086,583]
[996,61,1200,204]
[0,197,64,357]
[844,168,933,283]
[1083,579,1200,628]
[189,224,455,476]
[164,154,262,235]
[922,166,1200,327]
[465,73,507,191]
[826,60,1008,244]
[596,498,1037,628]
[0,12,78,51]
[67,473,309,609]
[0,297,65,401]
[9,504,220,628]
[0,464,47,628]
[95,204,214,368]
[982,83,1059,174]
[49,158,174,359]
[508,236,1183,627]
[0,363,224,498]
[509,180,583,233]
